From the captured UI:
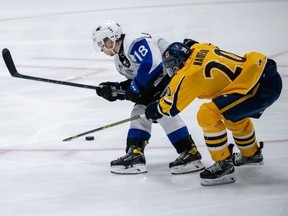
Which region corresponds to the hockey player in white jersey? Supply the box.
[92,20,204,175]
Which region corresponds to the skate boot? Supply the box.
[200,155,236,186]
[169,148,205,175]
[111,145,147,174]
[232,142,264,166]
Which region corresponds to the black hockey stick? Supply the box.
[63,114,145,142]
[2,48,124,94]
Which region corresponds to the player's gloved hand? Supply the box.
[145,102,163,121]
[183,38,198,47]
[125,80,142,102]
[96,82,124,102]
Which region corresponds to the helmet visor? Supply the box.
[164,58,178,69]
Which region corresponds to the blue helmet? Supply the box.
[162,42,191,77]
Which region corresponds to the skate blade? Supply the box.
[111,164,147,175]
[234,161,264,167]
[171,160,205,175]
[200,172,236,186]
[245,161,264,166]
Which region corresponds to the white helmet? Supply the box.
[92,20,123,52]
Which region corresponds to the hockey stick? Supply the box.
[63,114,145,142]
[2,48,124,94]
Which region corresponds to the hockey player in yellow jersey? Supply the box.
[144,41,282,186]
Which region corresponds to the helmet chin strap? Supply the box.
[111,49,116,55]
[104,40,117,54]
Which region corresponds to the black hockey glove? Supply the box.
[145,102,163,121]
[96,82,125,102]
[183,38,199,47]
[125,79,142,102]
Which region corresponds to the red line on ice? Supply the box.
[0,139,287,153]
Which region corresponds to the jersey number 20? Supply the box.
[204,49,246,82]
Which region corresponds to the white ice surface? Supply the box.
[0,0,288,215]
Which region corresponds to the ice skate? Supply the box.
[169,148,205,175]
[111,146,147,174]
[200,156,236,186]
[233,142,264,166]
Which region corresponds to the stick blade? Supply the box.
[2,48,19,77]
[63,138,72,142]
[63,135,77,142]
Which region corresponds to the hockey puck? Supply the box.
[85,136,94,141]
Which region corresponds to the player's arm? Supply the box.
[96,80,131,102]
[145,73,198,120]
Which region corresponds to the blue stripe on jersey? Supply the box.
[167,126,189,144]
[127,128,151,140]
[129,38,163,88]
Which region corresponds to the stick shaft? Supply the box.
[2,48,125,94]
[63,114,145,142]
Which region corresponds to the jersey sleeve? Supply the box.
[158,71,198,117]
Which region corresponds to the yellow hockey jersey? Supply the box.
[159,43,267,116]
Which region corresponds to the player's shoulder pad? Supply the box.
[122,34,145,53]
[121,34,146,62]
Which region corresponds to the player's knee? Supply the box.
[224,118,254,134]
[197,103,222,128]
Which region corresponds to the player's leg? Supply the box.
[212,93,265,167]
[215,60,282,166]
[197,102,235,186]
[224,118,264,166]
[111,104,151,174]
[158,115,205,174]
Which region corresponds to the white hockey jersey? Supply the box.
[113,33,170,90]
